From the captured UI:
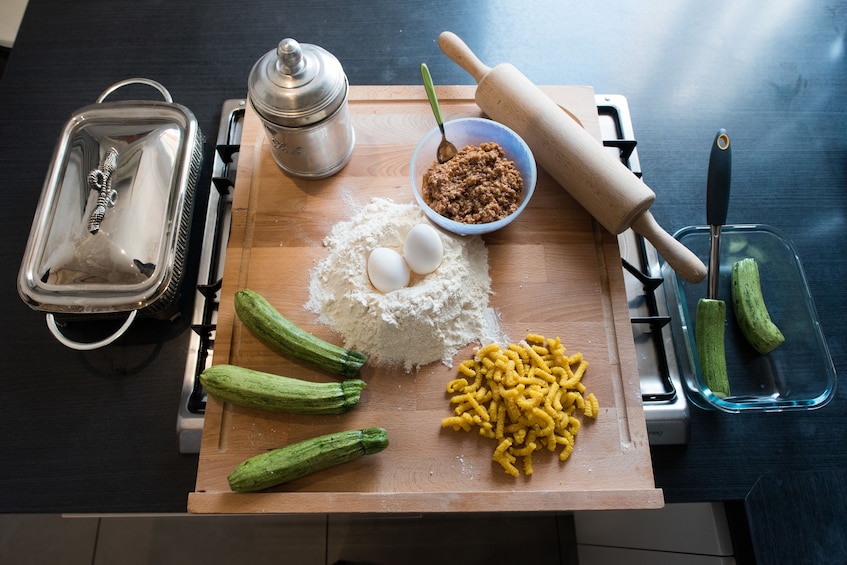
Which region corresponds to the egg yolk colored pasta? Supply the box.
[441,334,599,477]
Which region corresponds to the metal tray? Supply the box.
[18,79,203,349]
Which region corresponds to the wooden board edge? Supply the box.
[593,222,653,452]
[188,487,664,514]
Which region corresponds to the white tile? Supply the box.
[93,514,326,565]
[0,0,27,47]
[0,514,98,565]
[327,512,564,565]
[574,502,734,556]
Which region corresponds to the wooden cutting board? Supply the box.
[188,85,662,514]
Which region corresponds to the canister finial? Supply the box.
[277,38,305,76]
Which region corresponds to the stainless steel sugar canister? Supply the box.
[248,38,355,178]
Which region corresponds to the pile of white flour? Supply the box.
[305,198,502,372]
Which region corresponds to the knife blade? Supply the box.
[707,129,731,299]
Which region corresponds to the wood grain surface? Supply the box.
[188,85,662,514]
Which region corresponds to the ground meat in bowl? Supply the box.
[422,142,524,224]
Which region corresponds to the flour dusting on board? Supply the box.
[305,198,503,372]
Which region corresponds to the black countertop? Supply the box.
[1,0,845,559]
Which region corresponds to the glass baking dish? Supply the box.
[662,224,836,412]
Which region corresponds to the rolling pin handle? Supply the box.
[630,211,708,284]
[438,31,491,83]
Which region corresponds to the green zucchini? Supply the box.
[199,364,366,414]
[227,428,389,492]
[695,298,731,398]
[731,258,785,354]
[234,289,367,377]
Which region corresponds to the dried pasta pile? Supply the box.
[442,334,599,477]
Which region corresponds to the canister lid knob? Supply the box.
[276,38,306,76]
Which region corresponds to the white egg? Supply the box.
[367,247,410,293]
[403,223,444,275]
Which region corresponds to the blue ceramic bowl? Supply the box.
[410,118,537,235]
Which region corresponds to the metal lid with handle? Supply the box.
[248,38,348,127]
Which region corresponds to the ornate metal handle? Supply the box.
[46,310,138,351]
[86,147,119,234]
[96,78,173,104]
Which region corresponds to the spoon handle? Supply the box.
[420,63,445,127]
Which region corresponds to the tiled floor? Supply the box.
[0,512,578,564]
[1,503,741,563]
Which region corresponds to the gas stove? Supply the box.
[596,95,690,446]
[176,95,689,454]
[176,99,242,454]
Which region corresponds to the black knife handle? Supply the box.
[706,129,731,226]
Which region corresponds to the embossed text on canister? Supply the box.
[248,38,355,179]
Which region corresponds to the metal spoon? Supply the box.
[420,63,458,163]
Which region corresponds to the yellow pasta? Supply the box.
[457,361,476,378]
[585,393,600,420]
[446,378,468,393]
[441,333,599,477]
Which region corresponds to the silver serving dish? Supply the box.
[18,78,203,350]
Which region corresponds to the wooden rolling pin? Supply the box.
[438,31,707,284]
